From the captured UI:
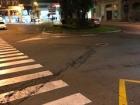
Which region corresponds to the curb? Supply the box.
[42,29,122,37]
[123,31,140,35]
[42,32,96,37]
[98,29,122,34]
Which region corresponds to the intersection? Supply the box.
[0,24,140,105]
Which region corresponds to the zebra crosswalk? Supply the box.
[0,38,92,105]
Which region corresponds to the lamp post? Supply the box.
[32,1,39,20]
[18,4,24,23]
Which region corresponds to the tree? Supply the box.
[59,0,93,26]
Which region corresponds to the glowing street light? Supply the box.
[33,2,38,7]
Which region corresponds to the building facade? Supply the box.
[0,0,19,8]
[30,0,60,23]
[0,0,25,23]
[96,0,140,22]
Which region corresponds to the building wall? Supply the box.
[122,0,140,21]
[96,0,140,21]
[0,0,19,8]
[96,0,122,21]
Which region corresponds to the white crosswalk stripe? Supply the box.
[0,53,24,58]
[0,38,92,105]
[0,59,35,67]
[0,80,68,102]
[0,46,15,50]
[0,45,12,47]
[0,48,17,52]
[0,71,53,87]
[0,55,28,62]
[0,50,20,55]
[43,93,91,105]
[0,64,43,75]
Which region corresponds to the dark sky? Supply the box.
[20,0,31,4]
[20,0,58,4]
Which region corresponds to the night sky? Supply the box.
[20,0,58,4]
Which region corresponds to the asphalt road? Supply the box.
[0,24,140,105]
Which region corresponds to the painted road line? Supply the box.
[0,42,8,44]
[0,49,18,53]
[0,48,17,52]
[119,79,140,105]
[0,46,15,50]
[0,64,43,75]
[0,55,28,62]
[0,70,53,87]
[125,79,140,84]
[1,80,68,102]
[0,53,24,58]
[43,93,92,105]
[0,45,12,48]
[19,37,46,43]
[0,50,20,55]
[119,79,128,105]
[37,80,69,94]
[0,59,35,67]
[0,45,10,47]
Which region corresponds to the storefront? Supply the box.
[0,4,24,23]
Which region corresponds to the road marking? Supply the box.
[19,37,46,43]
[0,38,92,105]
[119,79,128,105]
[0,80,68,102]
[43,93,92,105]
[36,80,69,94]
[0,46,15,50]
[0,50,20,55]
[119,79,140,105]
[0,59,35,67]
[0,45,12,47]
[0,48,17,52]
[0,70,53,87]
[125,79,140,84]
[0,55,28,62]
[0,42,7,44]
[0,53,24,58]
[0,64,43,75]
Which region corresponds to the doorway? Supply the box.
[106,11,112,20]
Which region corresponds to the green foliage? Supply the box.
[59,0,93,26]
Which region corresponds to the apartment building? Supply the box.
[96,0,140,21]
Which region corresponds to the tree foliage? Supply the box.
[59,0,93,26]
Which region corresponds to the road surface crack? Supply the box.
[54,47,95,77]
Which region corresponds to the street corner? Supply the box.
[119,79,140,105]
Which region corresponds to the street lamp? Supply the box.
[32,1,40,23]
[33,1,38,7]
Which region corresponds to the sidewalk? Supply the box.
[102,21,140,34]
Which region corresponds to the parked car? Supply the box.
[0,21,7,30]
[91,18,101,27]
